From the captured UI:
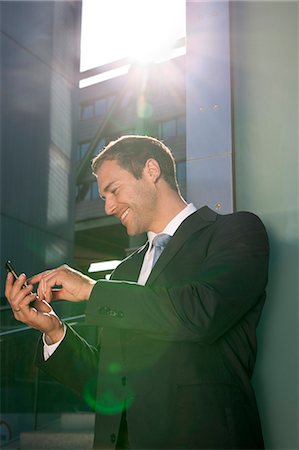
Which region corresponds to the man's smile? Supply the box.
[119,208,129,224]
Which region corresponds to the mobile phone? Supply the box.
[5,260,28,288]
[5,260,38,304]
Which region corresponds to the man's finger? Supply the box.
[32,299,52,313]
[11,287,36,312]
[5,272,14,296]
[9,273,28,299]
[27,272,46,285]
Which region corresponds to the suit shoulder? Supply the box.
[214,211,269,248]
[217,210,266,229]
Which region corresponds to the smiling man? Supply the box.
[94,136,187,236]
[6,135,269,449]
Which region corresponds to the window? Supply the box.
[95,98,106,116]
[81,103,94,120]
[80,95,117,119]
[78,180,99,202]
[90,180,99,200]
[159,116,186,140]
[160,119,176,139]
[94,138,106,157]
[177,116,186,136]
[107,95,115,109]
[77,141,91,161]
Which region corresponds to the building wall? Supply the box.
[186,1,233,214]
[231,3,298,448]
[0,2,83,443]
[187,2,298,448]
[0,1,81,289]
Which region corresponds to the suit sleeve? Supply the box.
[35,324,99,399]
[85,213,269,344]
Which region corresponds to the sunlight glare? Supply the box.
[80,0,186,72]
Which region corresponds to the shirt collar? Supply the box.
[147,203,197,248]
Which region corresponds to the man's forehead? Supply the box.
[96,160,128,191]
[97,158,119,172]
[96,159,119,179]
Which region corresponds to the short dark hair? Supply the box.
[91,135,180,192]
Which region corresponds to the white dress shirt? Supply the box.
[44,203,197,359]
[137,203,196,285]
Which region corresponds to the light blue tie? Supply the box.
[152,234,171,268]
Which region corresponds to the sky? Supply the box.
[80,0,186,72]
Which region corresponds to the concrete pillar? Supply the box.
[186,1,233,214]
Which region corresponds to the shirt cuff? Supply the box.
[43,323,67,361]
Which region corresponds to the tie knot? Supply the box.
[151,234,171,268]
[152,233,171,249]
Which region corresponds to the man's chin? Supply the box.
[126,229,138,237]
[124,225,134,236]
[125,227,144,237]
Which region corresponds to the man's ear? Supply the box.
[144,158,161,183]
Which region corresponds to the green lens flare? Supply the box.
[83,376,134,415]
[137,95,153,119]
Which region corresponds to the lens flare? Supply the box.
[81,0,185,71]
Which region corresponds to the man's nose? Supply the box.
[105,196,116,216]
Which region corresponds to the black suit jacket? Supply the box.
[36,206,269,449]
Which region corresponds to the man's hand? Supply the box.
[28,264,96,303]
[5,272,64,343]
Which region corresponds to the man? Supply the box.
[6,135,269,449]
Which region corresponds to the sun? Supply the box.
[80,0,186,72]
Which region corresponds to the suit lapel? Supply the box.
[111,242,148,282]
[146,206,217,285]
[111,206,217,284]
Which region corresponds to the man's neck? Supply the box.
[151,194,187,234]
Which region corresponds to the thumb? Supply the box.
[51,288,71,301]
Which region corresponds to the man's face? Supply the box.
[96,159,158,236]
